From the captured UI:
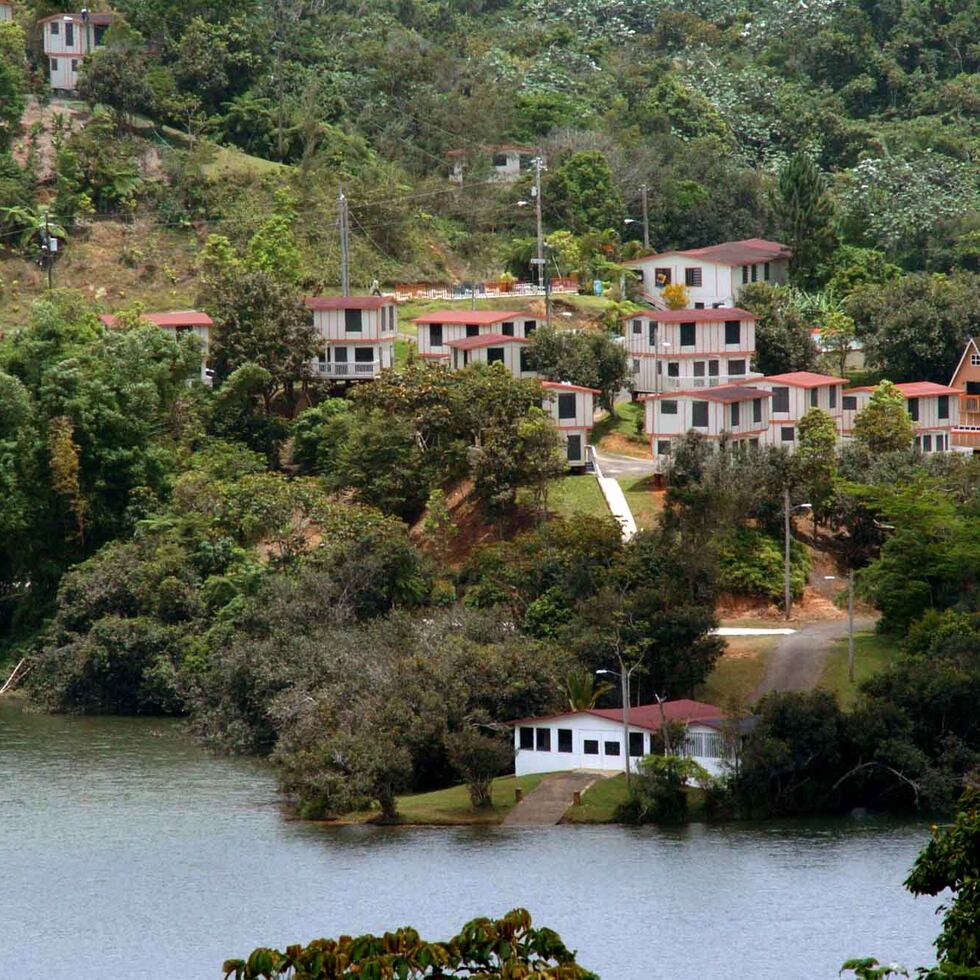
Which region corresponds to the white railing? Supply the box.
[316,361,380,378]
[657,373,759,392]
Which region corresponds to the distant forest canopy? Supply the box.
[1,0,979,286]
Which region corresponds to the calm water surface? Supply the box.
[0,700,942,979]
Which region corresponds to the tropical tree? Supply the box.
[545,151,624,235]
[819,310,856,379]
[795,408,838,521]
[565,667,612,710]
[852,381,914,454]
[774,151,838,287]
[739,283,819,375]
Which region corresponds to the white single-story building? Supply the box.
[510,698,734,778]
[100,309,213,383]
[541,380,598,467]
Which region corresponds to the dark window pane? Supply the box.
[430,324,443,347]
[566,434,581,461]
[604,740,621,756]
[501,322,515,336]
[628,732,644,757]
[519,348,531,372]
[558,393,576,419]
[535,728,551,751]
[692,401,709,428]
[680,323,696,347]
[829,386,838,408]
[938,395,949,419]
[772,386,790,413]
[524,320,536,335]
[558,729,573,753]
[655,267,671,286]
[728,359,746,376]
[584,739,599,755]
[781,426,795,442]
[908,398,919,422]
[661,399,678,415]
[519,727,534,750]
[344,308,362,332]
[725,321,741,344]
[843,396,857,410]
[487,348,505,364]
[466,324,480,337]
[657,440,671,455]
[753,398,762,423]
[810,388,819,407]
[730,402,740,427]
[632,319,642,334]
[685,267,702,287]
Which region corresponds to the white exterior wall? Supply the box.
[644,395,769,461]
[842,391,958,452]
[313,303,397,343]
[416,317,539,358]
[43,16,103,91]
[632,256,789,309]
[753,381,844,449]
[450,341,536,379]
[543,387,595,466]
[513,713,728,778]
[0,4,13,22]
[626,314,756,393]
[309,303,397,380]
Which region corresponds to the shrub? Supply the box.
[717,526,809,603]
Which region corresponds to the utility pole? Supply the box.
[44,211,53,291]
[533,155,544,295]
[337,186,350,297]
[640,182,650,249]
[847,566,855,682]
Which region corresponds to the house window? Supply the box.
[354,347,373,363]
[829,386,838,409]
[971,353,980,366]
[661,399,678,415]
[771,386,790,413]
[566,434,582,461]
[938,395,949,419]
[519,727,534,750]
[753,398,762,423]
[728,359,746,376]
[487,347,505,365]
[655,267,672,287]
[657,439,672,456]
[685,267,702,287]
[649,733,658,753]
[751,264,758,282]
[501,322,515,336]
[694,303,705,310]
[692,401,709,428]
[50,58,58,72]
[764,261,771,280]
[742,265,749,285]
[628,732,645,757]
[843,395,857,411]
[709,360,719,379]
[519,348,532,372]
[584,739,599,755]
[492,152,509,168]
[604,740,621,757]
[429,324,443,347]
[781,426,795,442]
[730,402,740,427]
[64,21,74,45]
[334,346,348,362]
[648,322,658,345]
[557,729,573,753]
[50,20,59,34]
[344,309,362,333]
[810,388,819,408]
[93,24,108,45]
[725,320,741,345]
[680,322,696,347]
[667,362,679,378]
[557,393,576,419]
[908,398,919,422]
[71,59,79,71]
[535,728,551,751]
[922,434,932,452]
[693,361,705,378]
[524,320,536,336]
[632,319,642,335]
[632,358,640,374]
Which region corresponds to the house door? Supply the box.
[566,434,582,462]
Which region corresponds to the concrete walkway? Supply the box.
[503,771,606,826]
[714,627,796,637]
[593,448,658,479]
[752,616,879,700]
[589,448,638,541]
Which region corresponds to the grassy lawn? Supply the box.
[394,337,411,368]
[591,402,648,452]
[620,476,663,531]
[200,142,286,178]
[696,635,780,706]
[548,474,610,521]
[393,773,553,825]
[818,631,897,709]
[563,774,628,823]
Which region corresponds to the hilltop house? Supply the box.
[40,10,114,92]
[623,307,759,395]
[625,239,791,309]
[751,371,847,448]
[446,145,542,184]
[305,295,397,383]
[510,699,733,778]
[541,381,598,467]
[99,310,213,383]
[412,309,540,361]
[842,381,962,453]
[642,385,772,465]
[949,337,980,453]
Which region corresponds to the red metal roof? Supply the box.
[304,295,390,311]
[846,381,964,398]
[412,310,525,326]
[621,307,757,323]
[100,310,213,328]
[510,698,725,732]
[642,385,771,404]
[759,371,848,389]
[627,238,792,267]
[38,11,115,23]
[445,333,527,351]
[541,381,600,395]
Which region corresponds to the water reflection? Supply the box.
[0,700,940,980]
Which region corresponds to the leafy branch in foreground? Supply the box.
[223,907,597,979]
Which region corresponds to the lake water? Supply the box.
[0,700,943,979]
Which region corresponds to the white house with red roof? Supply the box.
[511,699,733,777]
[99,309,212,382]
[304,295,397,382]
[949,337,980,453]
[625,238,791,309]
[642,385,773,465]
[842,381,962,453]
[412,309,540,361]
[541,381,598,467]
[444,333,536,380]
[751,371,847,449]
[39,10,114,92]
[622,306,759,394]
[446,145,541,184]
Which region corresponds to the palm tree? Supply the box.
[565,668,613,711]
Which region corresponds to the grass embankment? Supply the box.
[818,631,896,709]
[591,401,649,459]
[563,774,708,824]
[697,633,780,706]
[620,476,662,531]
[548,474,609,521]
[392,773,553,825]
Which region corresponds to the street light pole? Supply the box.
[783,491,812,621]
[640,183,650,249]
[533,156,544,296]
[847,566,855,682]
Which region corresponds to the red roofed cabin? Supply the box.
[750,371,847,448]
[623,306,759,395]
[625,238,791,310]
[541,381,598,467]
[511,699,733,778]
[40,10,115,92]
[412,309,541,361]
[304,295,398,382]
[842,382,961,454]
[949,337,980,453]
[99,310,212,383]
[444,332,536,380]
